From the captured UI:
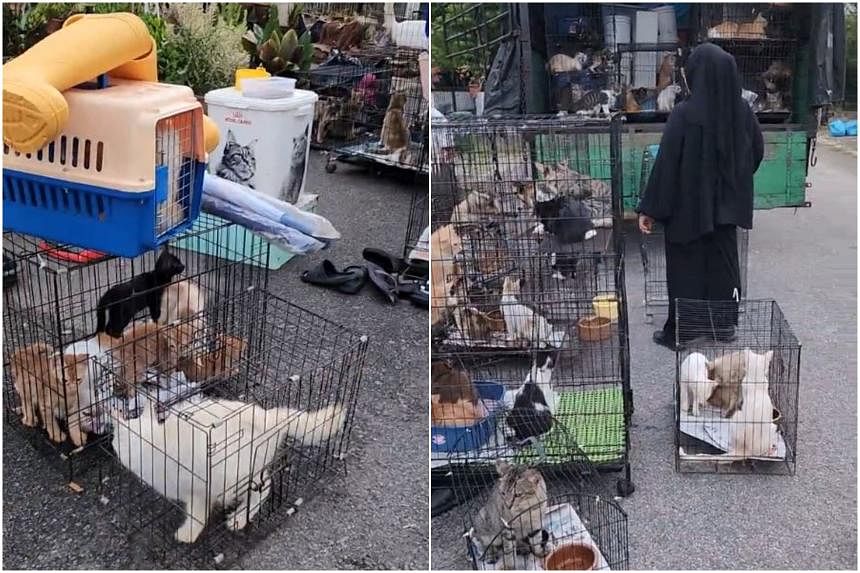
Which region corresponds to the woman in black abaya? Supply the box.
[637,43,764,350]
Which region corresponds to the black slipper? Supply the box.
[363,248,404,274]
[301,260,367,294]
[652,330,681,351]
[366,261,398,304]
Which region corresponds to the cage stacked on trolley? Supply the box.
[449,432,629,570]
[298,3,428,174]
[696,3,799,124]
[636,146,750,322]
[3,217,368,566]
[430,115,634,497]
[674,299,800,475]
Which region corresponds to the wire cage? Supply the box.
[404,183,430,261]
[674,299,800,475]
[697,4,800,123]
[447,437,629,571]
[2,214,269,480]
[92,288,368,566]
[636,147,750,321]
[430,115,633,493]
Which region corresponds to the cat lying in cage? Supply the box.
[110,395,346,543]
[95,247,186,337]
[467,460,550,567]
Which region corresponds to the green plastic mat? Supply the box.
[515,387,626,465]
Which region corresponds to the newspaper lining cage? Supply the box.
[636,145,750,321]
[448,433,629,571]
[3,79,206,258]
[93,289,367,564]
[430,115,634,496]
[674,299,800,475]
[2,215,268,480]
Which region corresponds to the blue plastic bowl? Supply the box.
[431,380,505,454]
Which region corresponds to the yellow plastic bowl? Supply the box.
[235,67,271,89]
[593,294,619,322]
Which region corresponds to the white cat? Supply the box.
[547,52,589,74]
[657,84,682,113]
[110,397,345,543]
[679,352,715,417]
[158,279,206,327]
[500,276,565,348]
[727,350,778,458]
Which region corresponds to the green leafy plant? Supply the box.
[159,4,249,96]
[241,4,313,76]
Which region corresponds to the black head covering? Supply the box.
[683,43,751,203]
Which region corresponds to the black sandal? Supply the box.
[301,260,367,294]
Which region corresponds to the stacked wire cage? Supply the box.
[636,146,750,322]
[3,216,368,565]
[449,433,629,570]
[674,299,800,475]
[696,3,799,123]
[298,3,428,173]
[430,115,634,498]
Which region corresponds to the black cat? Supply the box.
[95,247,185,337]
[506,354,557,443]
[535,197,595,280]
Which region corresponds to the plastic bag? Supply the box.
[203,173,340,240]
[201,193,326,255]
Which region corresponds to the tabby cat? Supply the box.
[216,130,257,188]
[468,461,550,566]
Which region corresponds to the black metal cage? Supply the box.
[447,442,629,570]
[674,298,800,475]
[2,215,270,479]
[430,115,633,495]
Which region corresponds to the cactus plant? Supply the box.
[242,4,313,76]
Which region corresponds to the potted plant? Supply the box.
[241,4,313,78]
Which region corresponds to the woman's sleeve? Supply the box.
[636,107,685,221]
[751,111,764,172]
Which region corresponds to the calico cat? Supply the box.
[378,91,410,156]
[95,248,185,338]
[572,88,619,117]
[216,130,257,188]
[534,196,596,280]
[282,126,310,203]
[468,460,550,566]
[452,306,506,342]
[506,355,557,443]
[111,397,345,543]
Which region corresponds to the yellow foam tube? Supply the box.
[3,12,219,154]
[3,13,152,153]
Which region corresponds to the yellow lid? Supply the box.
[235,67,271,89]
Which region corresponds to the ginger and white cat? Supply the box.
[111,397,345,543]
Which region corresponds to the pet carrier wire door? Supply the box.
[637,146,750,322]
[3,79,206,258]
[2,215,269,481]
[674,299,800,475]
[430,115,634,496]
[448,438,629,571]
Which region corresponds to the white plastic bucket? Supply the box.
[204,87,318,204]
[654,6,678,43]
[604,14,631,48]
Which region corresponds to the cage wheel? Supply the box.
[326,162,337,173]
[616,478,635,497]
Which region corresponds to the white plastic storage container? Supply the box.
[204,87,318,203]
